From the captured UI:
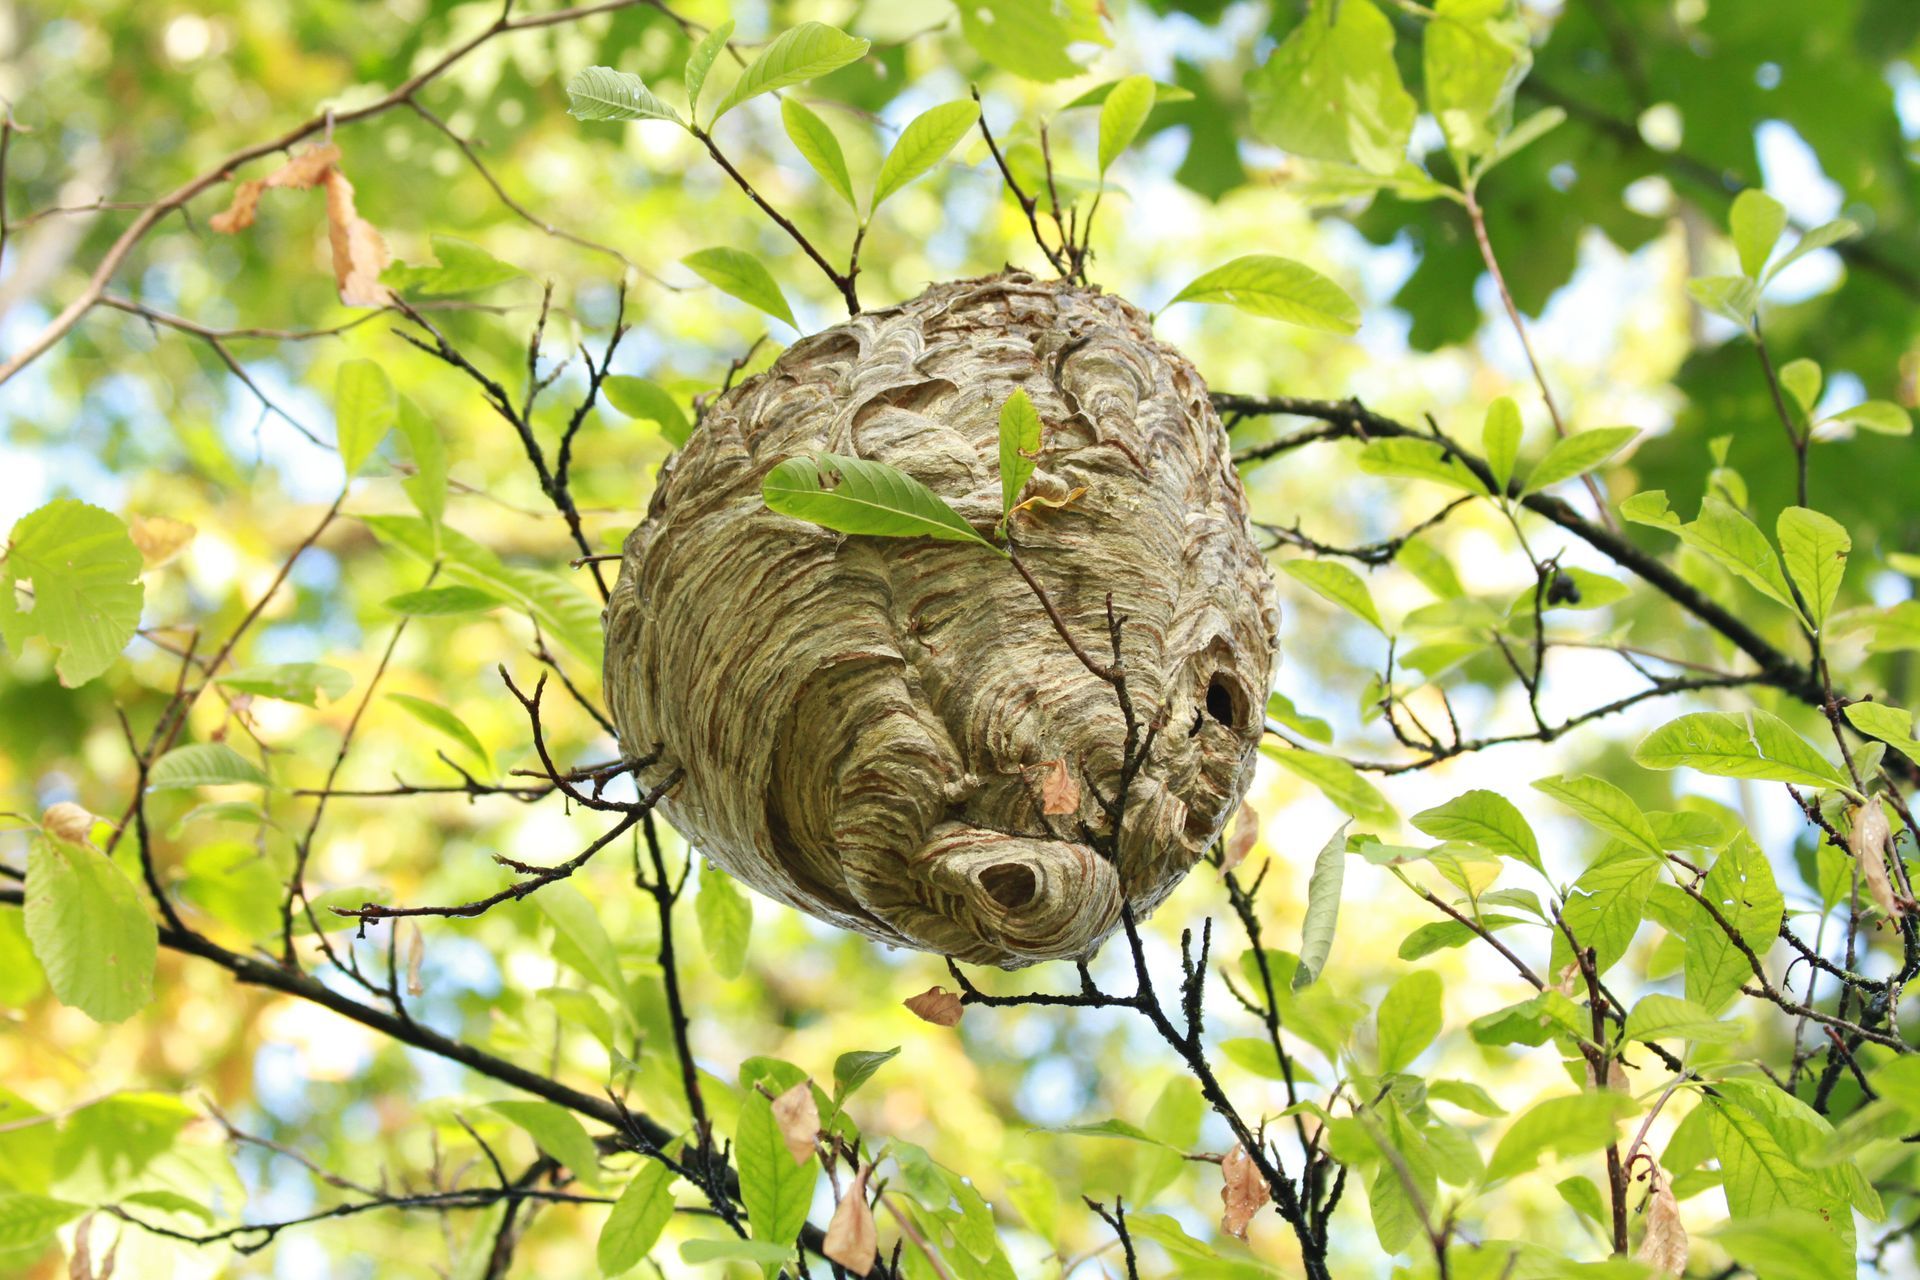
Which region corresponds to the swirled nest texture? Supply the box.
[605,271,1278,968]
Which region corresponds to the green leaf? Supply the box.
[1729,189,1787,278]
[0,498,144,687]
[1685,833,1782,1014]
[1530,774,1664,861]
[602,376,692,448]
[1263,746,1394,824]
[1248,0,1416,174]
[215,662,352,707]
[1820,399,1912,436]
[680,1239,797,1266]
[1521,427,1637,494]
[1843,702,1920,766]
[736,1088,816,1255]
[336,358,397,478]
[1764,218,1861,283]
[713,22,870,122]
[684,20,735,124]
[1633,710,1849,790]
[1482,397,1521,494]
[1482,105,1564,170]
[1097,74,1155,173]
[1707,1081,1855,1234]
[1777,506,1849,628]
[537,883,630,1007]
[1470,990,1587,1047]
[780,97,855,210]
[1397,914,1524,961]
[1779,358,1822,417]
[1165,254,1359,333]
[1712,1211,1855,1280]
[1484,1092,1636,1183]
[567,66,683,125]
[1622,492,1798,613]
[149,742,269,789]
[1266,690,1333,743]
[1623,993,1743,1044]
[385,585,504,616]
[1428,1080,1506,1117]
[1410,789,1542,874]
[997,387,1042,524]
[695,861,752,980]
[832,1047,899,1101]
[486,1100,604,1190]
[387,692,489,773]
[1376,969,1442,1073]
[1686,274,1759,327]
[763,452,994,550]
[1552,845,1662,978]
[1293,822,1348,989]
[872,100,978,209]
[24,834,157,1022]
[1356,437,1488,494]
[0,1192,85,1250]
[381,235,523,297]
[1556,1176,1609,1228]
[598,1159,675,1276]
[1424,0,1532,163]
[1061,78,1192,110]
[958,0,1107,83]
[395,396,447,539]
[682,247,796,328]
[1279,559,1385,632]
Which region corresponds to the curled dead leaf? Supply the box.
[1222,802,1259,873]
[823,1163,878,1274]
[128,514,196,569]
[770,1079,820,1164]
[1219,1142,1268,1240]
[405,922,426,998]
[1031,758,1080,816]
[1851,796,1901,919]
[1008,484,1089,522]
[41,802,97,846]
[322,168,392,307]
[209,143,343,233]
[1635,1159,1687,1276]
[903,986,964,1027]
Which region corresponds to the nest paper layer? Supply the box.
[605,271,1278,968]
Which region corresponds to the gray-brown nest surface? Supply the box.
[605,270,1278,969]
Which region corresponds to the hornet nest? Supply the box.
[604,270,1278,969]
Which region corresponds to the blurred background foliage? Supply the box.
[1,0,1918,1276]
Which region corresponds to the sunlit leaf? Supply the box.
[682,247,797,328]
[1166,254,1359,333]
[1097,75,1155,174]
[0,499,144,687]
[1248,0,1415,174]
[763,452,994,549]
[872,100,979,209]
[567,66,683,125]
[149,742,269,789]
[696,860,752,979]
[23,834,156,1023]
[712,22,871,122]
[780,97,856,210]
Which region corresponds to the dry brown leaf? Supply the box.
[1636,1159,1688,1276]
[41,802,97,846]
[209,144,343,233]
[1008,484,1089,521]
[208,180,265,234]
[1219,1142,1268,1240]
[1033,758,1080,816]
[322,168,392,307]
[1222,802,1259,873]
[1584,1057,1630,1093]
[1851,797,1901,919]
[770,1079,820,1164]
[903,986,964,1027]
[823,1163,878,1275]
[128,514,196,569]
[405,922,426,998]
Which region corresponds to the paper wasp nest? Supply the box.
[604,271,1278,968]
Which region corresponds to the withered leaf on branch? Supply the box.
[1219,1142,1268,1240]
[404,922,426,998]
[41,802,98,846]
[1636,1159,1688,1276]
[207,142,390,306]
[770,1079,820,1164]
[1222,802,1259,873]
[823,1163,878,1274]
[903,985,964,1027]
[1033,757,1080,816]
[1851,796,1901,920]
